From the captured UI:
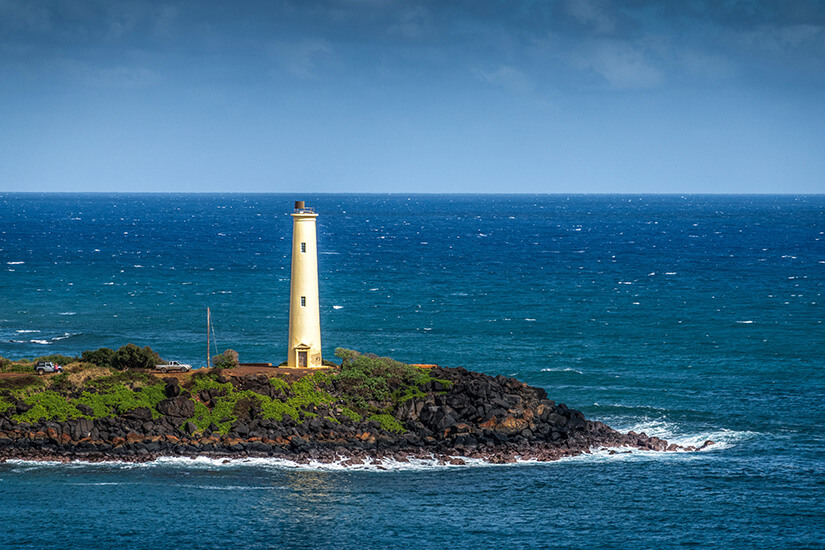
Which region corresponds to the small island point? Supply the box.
[0,201,712,465]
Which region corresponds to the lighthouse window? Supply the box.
[301,242,306,253]
[301,296,306,307]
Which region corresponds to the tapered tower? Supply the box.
[287,201,323,368]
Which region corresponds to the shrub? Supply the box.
[112,344,160,370]
[212,349,239,369]
[81,348,116,367]
[333,348,430,409]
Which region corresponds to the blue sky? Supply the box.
[1,0,823,193]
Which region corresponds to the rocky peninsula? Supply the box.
[0,349,710,465]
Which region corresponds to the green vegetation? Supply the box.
[79,344,162,370]
[0,396,13,414]
[0,375,45,393]
[10,382,168,423]
[368,413,405,433]
[0,347,450,437]
[186,370,335,434]
[81,347,116,368]
[87,370,156,389]
[112,344,161,370]
[212,349,240,369]
[334,348,451,411]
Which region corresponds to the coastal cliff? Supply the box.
[0,350,710,464]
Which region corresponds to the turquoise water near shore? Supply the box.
[0,194,823,548]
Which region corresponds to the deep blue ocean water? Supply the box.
[0,193,823,549]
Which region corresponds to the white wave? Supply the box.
[332,305,343,309]
[3,443,726,472]
[736,320,754,324]
[541,367,583,374]
[30,339,51,345]
[665,272,677,275]
[608,418,756,451]
[58,312,76,316]
[16,330,40,333]
[6,261,24,265]
[525,318,536,322]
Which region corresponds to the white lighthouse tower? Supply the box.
[287,200,323,368]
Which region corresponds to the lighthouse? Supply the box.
[287,201,323,368]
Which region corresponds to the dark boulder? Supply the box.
[123,407,152,422]
[164,379,180,398]
[75,403,95,416]
[156,396,195,418]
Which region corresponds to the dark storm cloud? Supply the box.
[1,0,823,193]
[3,0,824,92]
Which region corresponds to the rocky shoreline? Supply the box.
[0,366,712,465]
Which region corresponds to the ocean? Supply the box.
[0,193,823,549]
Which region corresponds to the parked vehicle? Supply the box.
[35,361,63,375]
[155,361,191,373]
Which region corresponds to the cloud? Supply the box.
[475,65,533,94]
[563,0,616,34]
[271,39,337,80]
[574,40,663,89]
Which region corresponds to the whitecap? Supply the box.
[58,312,76,316]
[665,272,677,275]
[607,418,755,451]
[30,339,51,345]
[540,367,583,374]
[525,318,536,322]
[333,305,343,310]
[736,320,754,324]
[15,330,40,333]
[6,261,24,265]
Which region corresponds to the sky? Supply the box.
[1,0,823,193]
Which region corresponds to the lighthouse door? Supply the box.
[298,351,308,368]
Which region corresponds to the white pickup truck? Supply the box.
[155,360,192,373]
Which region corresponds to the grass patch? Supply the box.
[0,375,45,394]
[339,406,362,423]
[184,371,336,435]
[10,381,168,423]
[0,397,14,414]
[367,413,405,434]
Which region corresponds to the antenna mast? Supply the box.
[207,307,211,369]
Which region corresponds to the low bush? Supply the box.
[333,348,431,410]
[212,349,239,369]
[112,344,160,371]
[81,348,116,368]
